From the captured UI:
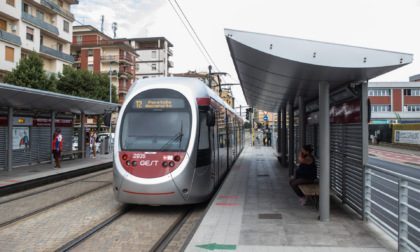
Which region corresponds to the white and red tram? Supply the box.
[113,77,245,205]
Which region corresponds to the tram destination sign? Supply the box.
[133,98,185,109]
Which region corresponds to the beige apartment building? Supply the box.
[0,0,78,82]
[129,37,173,80]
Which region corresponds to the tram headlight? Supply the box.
[122,154,128,160]
[174,155,181,162]
[126,160,131,166]
[169,161,175,167]
[132,161,137,167]
[162,161,168,167]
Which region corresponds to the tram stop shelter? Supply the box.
[0,83,119,171]
[225,28,413,221]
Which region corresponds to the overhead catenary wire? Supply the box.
[170,0,221,73]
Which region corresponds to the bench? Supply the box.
[61,150,84,160]
[298,184,337,209]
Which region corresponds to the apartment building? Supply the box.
[255,109,278,129]
[0,0,78,82]
[71,25,137,104]
[129,37,173,80]
[369,75,420,123]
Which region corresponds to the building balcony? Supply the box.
[21,11,59,36]
[40,0,75,21]
[40,45,74,63]
[101,55,133,65]
[168,48,173,56]
[118,85,129,94]
[0,29,22,46]
[168,61,174,68]
[73,55,80,62]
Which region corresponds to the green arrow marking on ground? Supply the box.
[196,243,237,250]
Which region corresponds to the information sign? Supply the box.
[264,116,268,121]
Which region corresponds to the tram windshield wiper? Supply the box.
[160,121,184,152]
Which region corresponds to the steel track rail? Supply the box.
[55,205,134,252]
[0,182,112,228]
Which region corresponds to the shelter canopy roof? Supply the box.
[0,83,119,115]
[225,29,413,112]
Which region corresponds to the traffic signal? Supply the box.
[246,109,249,120]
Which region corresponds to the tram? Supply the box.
[113,77,245,205]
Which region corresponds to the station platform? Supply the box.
[185,145,397,252]
[0,153,112,190]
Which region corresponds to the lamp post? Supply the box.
[109,60,118,152]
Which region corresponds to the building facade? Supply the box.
[255,109,277,129]
[369,76,420,123]
[129,37,173,80]
[0,0,78,82]
[71,25,137,105]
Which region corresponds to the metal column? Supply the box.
[281,107,287,168]
[81,113,86,158]
[319,81,330,221]
[361,82,369,220]
[299,96,306,150]
[51,111,55,164]
[288,102,294,177]
[7,107,13,171]
[277,108,281,153]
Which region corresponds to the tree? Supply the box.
[3,51,55,91]
[56,67,118,103]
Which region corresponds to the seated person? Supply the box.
[289,144,317,206]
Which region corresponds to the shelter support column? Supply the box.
[7,107,13,171]
[361,82,369,220]
[277,108,281,153]
[51,111,55,164]
[299,96,306,150]
[281,107,287,168]
[81,113,86,158]
[288,102,294,177]
[319,81,330,221]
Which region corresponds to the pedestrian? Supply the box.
[289,145,317,205]
[266,129,272,146]
[53,128,63,169]
[263,131,267,146]
[91,129,97,158]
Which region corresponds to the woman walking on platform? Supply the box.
[53,128,63,169]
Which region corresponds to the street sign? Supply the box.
[264,116,268,121]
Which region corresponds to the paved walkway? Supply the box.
[185,145,396,251]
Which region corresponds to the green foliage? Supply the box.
[3,51,54,91]
[394,112,401,123]
[56,67,118,103]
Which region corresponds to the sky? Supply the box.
[72,0,420,110]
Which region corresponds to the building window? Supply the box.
[152,51,156,58]
[26,27,34,41]
[76,36,82,44]
[63,20,69,33]
[5,46,14,62]
[57,43,63,52]
[23,3,32,15]
[36,10,44,21]
[368,89,390,96]
[371,105,391,112]
[88,64,93,71]
[88,49,93,56]
[152,64,156,71]
[0,19,7,31]
[123,79,126,89]
[404,89,420,96]
[404,105,420,112]
[6,0,14,6]
[58,0,63,7]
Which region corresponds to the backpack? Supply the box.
[95,134,100,143]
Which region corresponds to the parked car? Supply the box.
[72,136,78,151]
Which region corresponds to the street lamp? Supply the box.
[109,60,118,152]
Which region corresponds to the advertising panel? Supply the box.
[394,130,420,144]
[13,127,30,150]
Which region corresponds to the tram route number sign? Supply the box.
[133,98,185,109]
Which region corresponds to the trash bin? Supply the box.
[104,136,110,154]
[100,138,106,155]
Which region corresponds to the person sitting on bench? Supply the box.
[290,144,317,206]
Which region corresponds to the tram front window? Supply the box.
[120,89,192,152]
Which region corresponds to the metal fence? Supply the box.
[364,164,420,252]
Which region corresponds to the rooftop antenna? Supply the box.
[112,22,117,38]
[100,15,104,33]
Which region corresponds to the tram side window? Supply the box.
[198,112,209,150]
